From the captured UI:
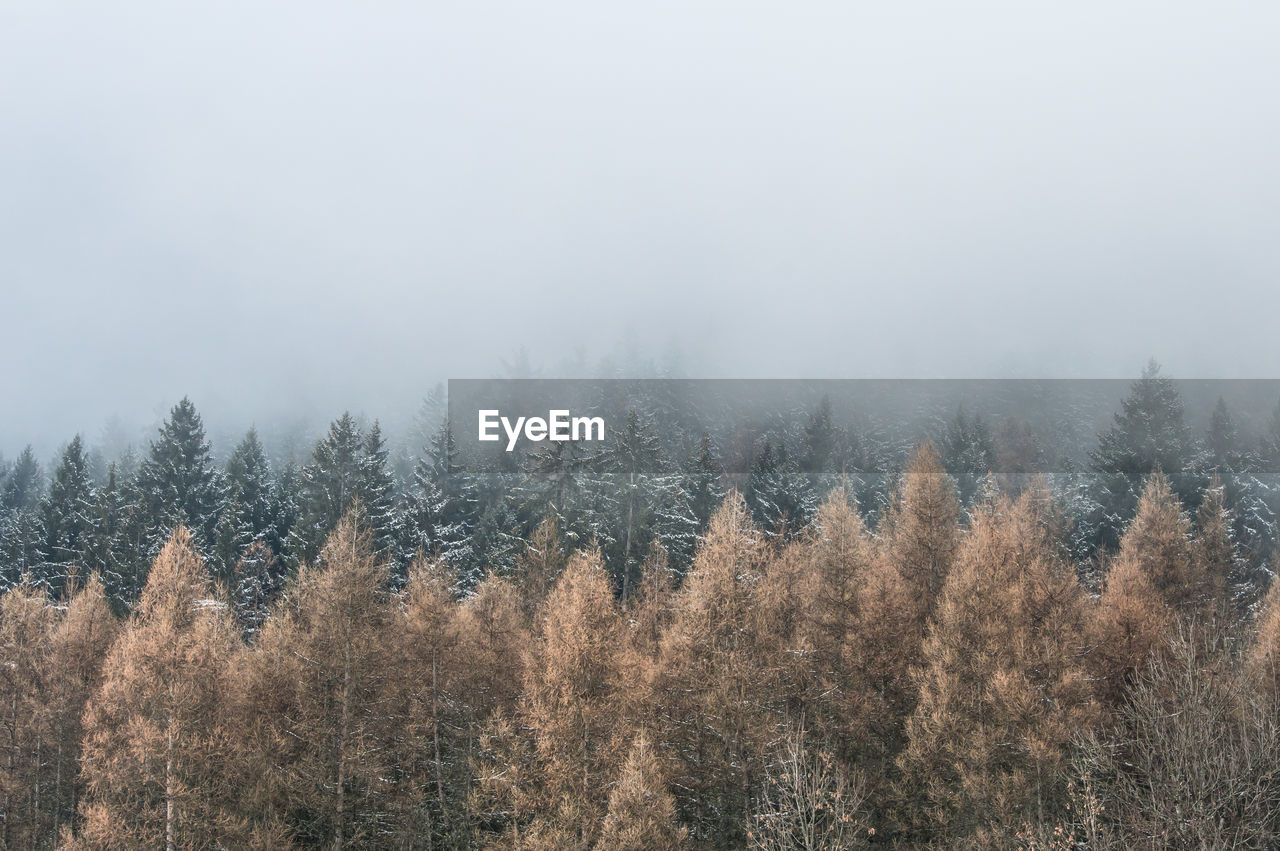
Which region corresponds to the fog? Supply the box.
[3,1,1279,458]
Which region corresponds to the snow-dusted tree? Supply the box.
[1089,362,1199,550]
[398,423,475,588]
[295,412,396,562]
[131,398,225,557]
[939,406,996,506]
[358,421,397,555]
[683,433,726,536]
[745,439,813,541]
[1,446,42,513]
[40,435,96,593]
[224,428,276,549]
[227,540,283,641]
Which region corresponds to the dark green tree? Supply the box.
[131,397,225,555]
[40,435,96,593]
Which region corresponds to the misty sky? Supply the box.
[3,2,1279,457]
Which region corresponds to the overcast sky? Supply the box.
[3,1,1278,457]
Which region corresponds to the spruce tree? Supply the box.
[41,436,96,593]
[1090,362,1198,550]
[131,398,225,556]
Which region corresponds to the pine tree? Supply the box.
[294,413,365,563]
[0,446,46,590]
[131,398,225,556]
[358,422,397,556]
[76,528,243,848]
[745,439,812,541]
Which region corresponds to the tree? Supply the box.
[44,575,118,842]
[1,446,42,513]
[598,733,688,851]
[748,725,868,851]
[0,582,55,848]
[518,549,627,843]
[1117,471,1208,611]
[294,412,366,562]
[131,399,225,562]
[41,435,96,593]
[224,428,277,552]
[1090,362,1199,550]
[844,443,961,769]
[390,556,467,846]
[248,511,396,846]
[939,406,996,506]
[683,434,726,538]
[651,493,773,844]
[899,486,1097,842]
[745,439,812,541]
[76,528,243,848]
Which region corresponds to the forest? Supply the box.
[3,366,1280,847]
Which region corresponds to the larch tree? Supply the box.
[518,549,627,845]
[391,555,467,846]
[75,527,244,849]
[597,733,688,851]
[1117,471,1206,611]
[248,511,396,847]
[44,574,117,844]
[900,485,1097,843]
[845,442,960,764]
[651,492,773,845]
[0,582,55,848]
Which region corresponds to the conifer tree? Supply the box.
[1,446,42,513]
[392,556,467,846]
[939,406,996,506]
[1089,549,1174,707]
[132,399,225,558]
[844,442,960,765]
[519,549,627,843]
[1118,471,1207,611]
[249,511,395,846]
[224,427,276,550]
[651,493,773,844]
[900,486,1097,842]
[76,528,243,848]
[0,582,55,848]
[597,733,688,850]
[1090,363,1198,549]
[1194,476,1240,612]
[45,575,117,842]
[683,433,726,537]
[294,412,365,562]
[40,435,96,592]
